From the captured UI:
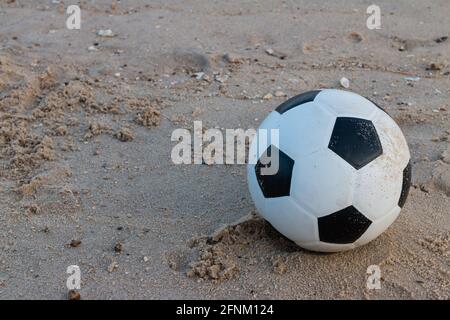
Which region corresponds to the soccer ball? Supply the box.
[247,89,411,252]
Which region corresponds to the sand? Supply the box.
[0,0,449,299]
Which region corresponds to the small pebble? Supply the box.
[426,63,442,71]
[69,240,82,248]
[214,74,228,83]
[263,93,273,100]
[114,243,123,253]
[223,53,245,64]
[265,48,274,55]
[193,72,205,80]
[435,36,448,43]
[404,76,421,82]
[265,48,287,59]
[340,77,350,88]
[68,290,81,300]
[96,29,114,37]
[107,261,118,273]
[347,32,363,43]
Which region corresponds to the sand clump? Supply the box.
[114,243,124,253]
[8,135,55,176]
[223,52,246,65]
[187,246,239,282]
[271,255,288,275]
[115,126,134,142]
[25,203,40,215]
[164,250,186,271]
[0,52,159,211]
[418,233,450,257]
[0,56,98,183]
[33,80,99,120]
[16,174,47,196]
[135,106,161,128]
[52,125,68,136]
[126,96,166,123]
[84,121,112,139]
[186,215,274,282]
[0,116,55,178]
[68,290,81,300]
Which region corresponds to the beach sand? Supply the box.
[0,0,448,299]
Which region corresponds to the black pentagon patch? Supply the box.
[398,161,412,208]
[275,90,321,114]
[328,117,382,169]
[318,206,372,244]
[255,145,294,198]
